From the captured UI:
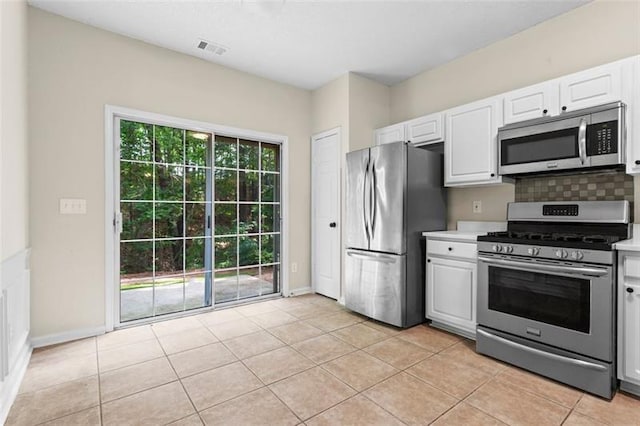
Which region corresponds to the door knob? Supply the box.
[329,222,337,228]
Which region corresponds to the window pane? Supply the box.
[261,265,279,296]
[239,139,259,170]
[185,238,207,272]
[239,236,259,267]
[154,275,185,315]
[214,203,236,235]
[155,240,184,276]
[261,143,280,172]
[215,136,237,168]
[186,203,208,237]
[239,204,259,234]
[185,272,209,310]
[214,169,236,201]
[261,234,279,264]
[215,269,237,304]
[261,204,280,233]
[186,131,210,167]
[120,273,154,322]
[120,120,153,162]
[120,241,153,275]
[155,165,184,201]
[121,162,153,200]
[261,173,279,202]
[154,126,184,164]
[238,267,260,300]
[215,237,237,269]
[239,171,259,201]
[121,202,153,240]
[155,203,183,239]
[186,167,207,201]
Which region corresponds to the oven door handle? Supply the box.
[478,256,608,277]
[477,329,607,372]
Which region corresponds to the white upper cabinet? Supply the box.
[626,56,640,174]
[503,81,560,124]
[374,123,405,146]
[405,112,444,145]
[560,61,624,112]
[445,96,505,186]
[374,112,444,146]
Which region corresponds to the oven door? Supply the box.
[499,115,590,175]
[477,254,614,362]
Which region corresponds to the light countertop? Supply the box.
[421,230,487,242]
[614,224,640,252]
[422,221,507,243]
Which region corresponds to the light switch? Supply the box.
[60,198,87,214]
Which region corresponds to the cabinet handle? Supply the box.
[543,109,548,114]
[627,287,635,294]
[635,160,640,165]
[427,259,431,263]
[490,173,495,177]
[562,106,567,111]
[448,247,453,251]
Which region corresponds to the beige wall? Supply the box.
[389,0,640,229]
[348,73,390,152]
[28,8,312,338]
[1,0,29,262]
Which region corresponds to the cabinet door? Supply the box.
[406,113,443,145]
[426,256,476,334]
[622,281,640,382]
[626,56,640,174]
[560,62,623,112]
[374,123,406,146]
[503,81,559,124]
[445,97,502,186]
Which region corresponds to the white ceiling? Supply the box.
[29,0,590,90]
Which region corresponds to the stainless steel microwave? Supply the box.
[498,102,625,176]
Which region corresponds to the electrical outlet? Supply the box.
[60,198,87,214]
[291,262,297,273]
[472,200,482,214]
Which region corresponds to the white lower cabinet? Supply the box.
[426,239,477,338]
[618,252,640,396]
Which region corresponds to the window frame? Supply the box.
[105,105,289,330]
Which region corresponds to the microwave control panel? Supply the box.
[587,120,618,156]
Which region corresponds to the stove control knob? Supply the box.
[492,244,502,253]
[527,247,540,256]
[571,251,584,260]
[555,249,568,259]
[504,246,513,254]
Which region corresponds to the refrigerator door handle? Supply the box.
[370,161,377,239]
[363,159,371,242]
[346,249,398,264]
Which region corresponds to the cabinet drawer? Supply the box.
[623,256,640,279]
[427,239,477,260]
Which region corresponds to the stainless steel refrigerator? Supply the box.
[345,141,446,328]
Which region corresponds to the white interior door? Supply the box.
[312,128,341,300]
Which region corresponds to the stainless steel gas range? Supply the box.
[476,201,631,399]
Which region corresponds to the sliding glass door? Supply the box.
[117,118,281,323]
[213,136,281,304]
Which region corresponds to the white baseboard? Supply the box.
[288,286,313,297]
[0,341,32,424]
[30,326,106,348]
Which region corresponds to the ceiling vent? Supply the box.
[197,39,228,56]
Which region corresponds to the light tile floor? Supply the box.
[7,294,640,425]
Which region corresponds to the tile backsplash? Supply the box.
[515,170,634,210]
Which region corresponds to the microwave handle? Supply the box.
[578,118,587,165]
